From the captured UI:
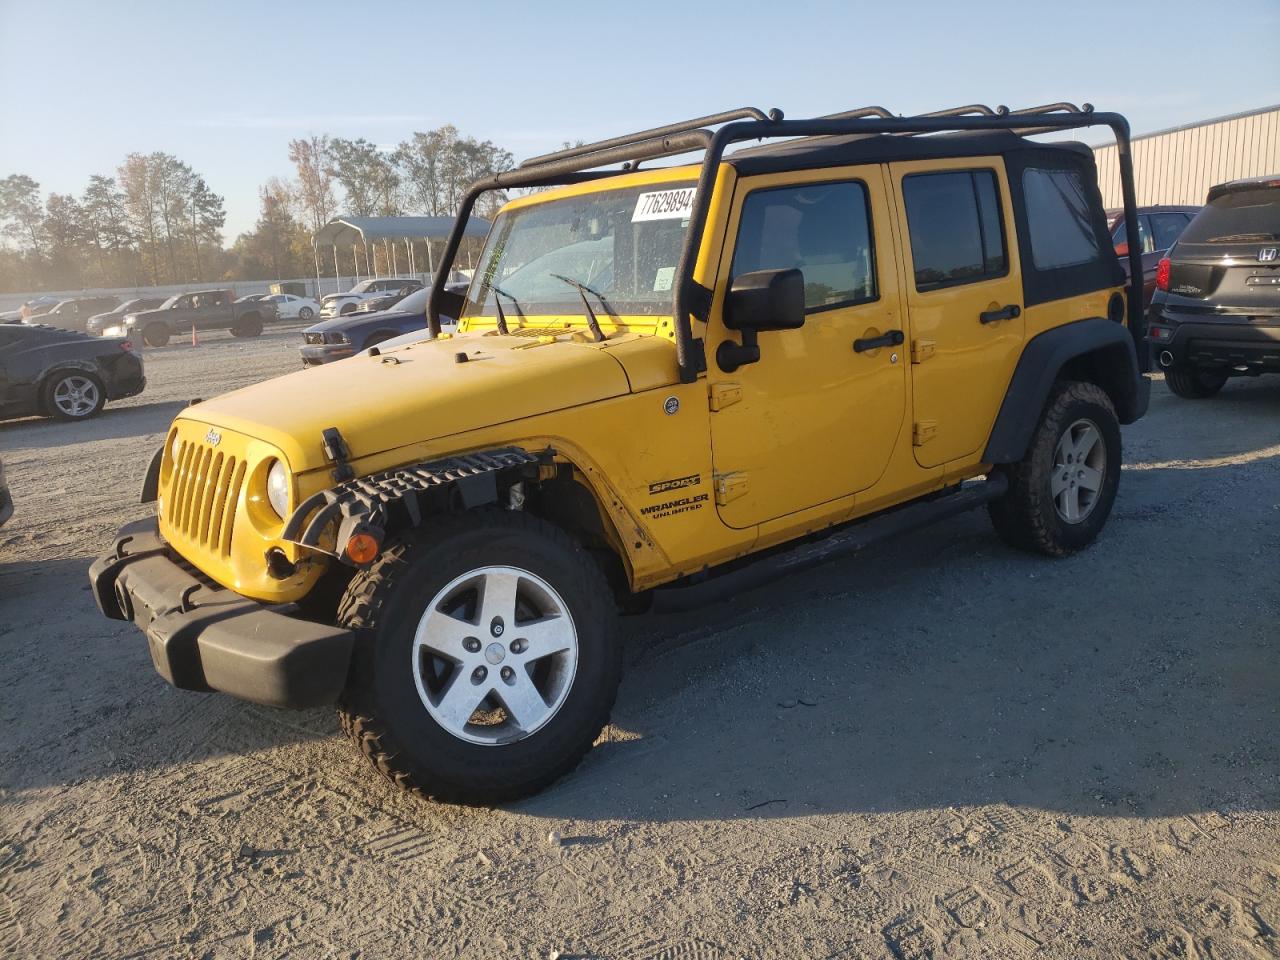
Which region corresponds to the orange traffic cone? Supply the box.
[191,325,200,347]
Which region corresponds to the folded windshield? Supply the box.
[463,181,694,321]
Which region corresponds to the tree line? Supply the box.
[0,126,514,294]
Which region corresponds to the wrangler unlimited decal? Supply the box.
[640,493,708,519]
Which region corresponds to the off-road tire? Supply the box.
[42,370,107,421]
[141,323,170,347]
[337,509,622,804]
[1165,364,1227,399]
[231,314,263,338]
[987,380,1121,557]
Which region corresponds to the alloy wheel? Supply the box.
[1052,417,1106,523]
[52,375,101,418]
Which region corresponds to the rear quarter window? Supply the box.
[1022,168,1102,269]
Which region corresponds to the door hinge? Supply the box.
[913,420,938,446]
[713,472,749,505]
[708,382,742,411]
[911,339,936,363]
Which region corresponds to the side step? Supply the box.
[650,474,1008,613]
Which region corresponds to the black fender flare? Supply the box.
[983,317,1150,465]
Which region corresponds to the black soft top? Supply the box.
[728,130,1092,175]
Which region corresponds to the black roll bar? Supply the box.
[428,103,1146,385]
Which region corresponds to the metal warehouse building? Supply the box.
[1092,104,1279,208]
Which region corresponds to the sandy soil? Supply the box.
[1,325,1277,960]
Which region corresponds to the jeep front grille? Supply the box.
[167,439,247,558]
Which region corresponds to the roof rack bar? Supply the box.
[919,103,1007,118]
[817,105,895,120]
[1009,101,1092,116]
[520,107,777,169]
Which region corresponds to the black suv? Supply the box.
[1148,176,1280,398]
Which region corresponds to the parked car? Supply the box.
[1148,175,1280,397]
[86,297,168,336]
[23,295,121,333]
[91,101,1152,805]
[0,323,145,420]
[262,293,321,321]
[1106,205,1199,307]
[318,278,423,318]
[0,457,11,527]
[1,296,61,324]
[350,289,413,315]
[299,285,461,365]
[122,289,278,346]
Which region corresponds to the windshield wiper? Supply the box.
[1205,232,1280,243]
[549,274,606,342]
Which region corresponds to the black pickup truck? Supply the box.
[122,289,277,347]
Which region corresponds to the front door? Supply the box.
[708,165,907,529]
[888,159,1024,468]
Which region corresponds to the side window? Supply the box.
[1150,212,1189,251]
[1021,168,1102,269]
[902,170,1007,291]
[730,180,877,312]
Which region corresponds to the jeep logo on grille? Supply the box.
[205,428,222,446]
[1260,247,1278,262]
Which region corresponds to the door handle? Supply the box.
[980,304,1022,324]
[853,329,904,353]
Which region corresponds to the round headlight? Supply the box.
[266,460,290,518]
[170,434,181,465]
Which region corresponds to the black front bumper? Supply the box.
[89,519,353,708]
[1148,311,1280,373]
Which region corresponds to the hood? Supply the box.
[176,332,674,472]
[305,307,421,336]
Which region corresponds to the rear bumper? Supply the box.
[1148,310,1280,373]
[89,519,353,708]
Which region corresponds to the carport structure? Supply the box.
[312,215,491,294]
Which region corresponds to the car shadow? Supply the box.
[0,399,187,450]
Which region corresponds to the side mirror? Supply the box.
[1114,242,1129,257]
[717,268,805,373]
[725,268,806,332]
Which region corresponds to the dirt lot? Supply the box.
[1,325,1277,960]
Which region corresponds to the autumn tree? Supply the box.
[288,135,337,232]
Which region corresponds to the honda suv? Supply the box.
[1148,176,1280,397]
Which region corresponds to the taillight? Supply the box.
[120,340,135,352]
[1155,257,1171,292]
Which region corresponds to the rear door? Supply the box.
[888,158,1023,468]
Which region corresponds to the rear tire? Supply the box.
[988,380,1121,557]
[298,306,314,321]
[142,323,170,347]
[232,314,263,338]
[337,510,622,804]
[1165,364,1227,399]
[42,370,106,421]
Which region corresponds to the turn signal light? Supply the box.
[345,532,380,565]
[1155,257,1171,292]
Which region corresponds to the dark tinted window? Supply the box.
[902,170,1007,291]
[731,180,876,311]
[1149,212,1190,251]
[1179,188,1280,243]
[1110,215,1153,253]
[1022,168,1102,269]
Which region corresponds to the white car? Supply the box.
[318,278,422,318]
[263,294,322,321]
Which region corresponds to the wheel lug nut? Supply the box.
[490,617,504,638]
[471,666,487,684]
[500,666,515,683]
[510,638,526,654]
[463,637,481,653]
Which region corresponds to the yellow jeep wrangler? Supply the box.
[91,102,1151,803]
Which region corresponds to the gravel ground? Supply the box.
[1,325,1277,960]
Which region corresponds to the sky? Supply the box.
[2,0,1278,240]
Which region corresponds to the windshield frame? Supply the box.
[461,174,699,331]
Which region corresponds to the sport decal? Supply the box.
[648,474,700,496]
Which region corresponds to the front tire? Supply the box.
[298,306,314,321]
[1165,364,1227,399]
[142,323,170,347]
[988,380,1121,557]
[337,510,622,804]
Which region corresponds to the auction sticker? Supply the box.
[632,187,696,222]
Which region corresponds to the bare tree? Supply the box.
[0,174,46,260]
